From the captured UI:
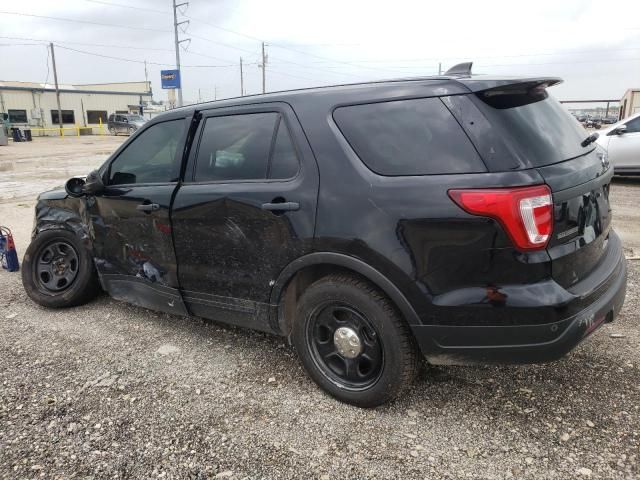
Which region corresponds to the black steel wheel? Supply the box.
[22,229,101,308]
[293,274,419,407]
[35,241,79,292]
[307,303,383,390]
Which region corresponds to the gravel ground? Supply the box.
[0,138,639,479]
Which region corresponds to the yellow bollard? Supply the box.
[76,125,80,137]
[99,117,104,135]
[60,127,64,137]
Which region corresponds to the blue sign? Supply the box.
[161,69,181,89]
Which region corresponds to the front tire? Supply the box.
[109,127,117,135]
[21,229,100,308]
[292,274,419,407]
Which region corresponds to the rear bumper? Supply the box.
[412,231,627,365]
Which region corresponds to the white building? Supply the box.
[0,80,152,135]
[620,88,640,119]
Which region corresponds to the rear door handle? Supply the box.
[136,203,160,212]
[261,201,300,211]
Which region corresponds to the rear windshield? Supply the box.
[333,97,486,176]
[473,91,592,167]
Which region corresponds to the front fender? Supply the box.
[33,193,92,251]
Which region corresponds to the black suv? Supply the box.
[22,64,627,407]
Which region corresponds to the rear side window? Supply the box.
[193,113,299,182]
[333,97,486,176]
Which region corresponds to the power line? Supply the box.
[53,44,238,68]
[0,10,170,33]
[0,35,174,51]
[85,0,169,14]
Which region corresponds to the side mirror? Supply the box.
[83,169,105,195]
[65,177,86,197]
[615,125,627,135]
[122,118,129,123]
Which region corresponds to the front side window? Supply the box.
[194,112,299,182]
[109,119,185,185]
[333,98,486,176]
[625,116,640,133]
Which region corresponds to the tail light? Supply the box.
[448,185,553,251]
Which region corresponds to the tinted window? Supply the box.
[194,113,278,182]
[474,92,592,167]
[269,118,299,179]
[87,110,108,124]
[8,109,27,123]
[51,110,75,124]
[625,116,640,133]
[333,98,485,176]
[109,119,185,185]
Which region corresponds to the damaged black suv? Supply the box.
[22,64,627,407]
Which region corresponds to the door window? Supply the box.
[108,119,185,185]
[269,117,300,179]
[624,116,640,133]
[193,112,299,182]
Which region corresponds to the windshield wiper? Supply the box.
[581,132,599,147]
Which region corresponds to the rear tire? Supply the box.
[21,229,101,308]
[292,274,419,407]
[109,127,117,135]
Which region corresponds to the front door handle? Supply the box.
[136,203,160,212]
[261,201,300,212]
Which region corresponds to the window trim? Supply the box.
[104,117,190,187]
[186,107,301,185]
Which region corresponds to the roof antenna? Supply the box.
[444,62,473,76]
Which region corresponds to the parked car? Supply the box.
[602,116,619,125]
[107,113,146,135]
[596,111,640,175]
[583,116,602,129]
[21,65,627,407]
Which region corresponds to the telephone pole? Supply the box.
[438,62,442,75]
[172,0,190,107]
[49,43,63,129]
[240,57,244,96]
[260,42,267,94]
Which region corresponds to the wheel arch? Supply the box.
[270,252,421,337]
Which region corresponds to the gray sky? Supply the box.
[1,0,639,105]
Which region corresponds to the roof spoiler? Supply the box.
[445,62,473,76]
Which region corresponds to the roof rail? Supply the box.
[445,62,473,76]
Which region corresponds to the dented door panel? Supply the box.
[87,184,188,316]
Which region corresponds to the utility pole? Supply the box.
[438,62,442,75]
[144,60,148,84]
[198,88,202,103]
[214,85,218,101]
[260,42,267,94]
[49,43,63,129]
[240,57,244,96]
[172,0,190,107]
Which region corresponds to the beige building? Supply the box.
[620,88,640,119]
[0,80,152,135]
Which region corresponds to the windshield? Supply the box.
[125,115,145,122]
[474,92,592,167]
